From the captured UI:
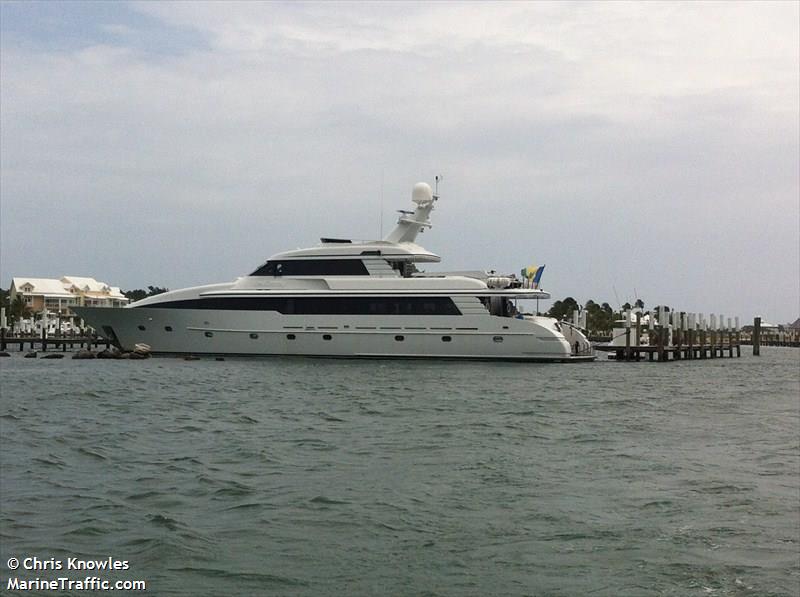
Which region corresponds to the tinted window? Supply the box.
[144,296,461,316]
[250,259,368,276]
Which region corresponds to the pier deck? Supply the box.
[0,332,110,353]
[595,342,741,361]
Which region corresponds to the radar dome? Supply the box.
[412,182,433,205]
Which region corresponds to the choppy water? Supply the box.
[1,348,798,596]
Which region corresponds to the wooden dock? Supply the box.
[595,339,741,361]
[593,315,771,362]
[0,328,110,353]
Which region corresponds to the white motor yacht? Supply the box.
[74,182,593,361]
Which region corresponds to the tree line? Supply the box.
[122,286,168,302]
[546,297,647,334]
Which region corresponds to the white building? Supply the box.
[9,276,128,323]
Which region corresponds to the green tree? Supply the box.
[602,303,615,332]
[123,289,147,302]
[0,287,9,329]
[547,296,579,321]
[550,297,646,334]
[584,300,602,333]
[124,286,169,302]
[7,294,32,326]
[582,300,613,334]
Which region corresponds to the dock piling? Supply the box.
[596,307,746,362]
[753,317,761,356]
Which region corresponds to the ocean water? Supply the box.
[1,348,798,596]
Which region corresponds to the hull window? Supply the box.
[395,335,405,341]
[204,331,214,338]
[137,325,146,331]
[249,333,259,339]
[322,334,332,341]
[145,296,462,316]
[493,336,504,343]
[442,336,452,342]
[165,326,173,332]
[286,334,296,340]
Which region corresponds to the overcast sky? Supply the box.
[1,1,798,323]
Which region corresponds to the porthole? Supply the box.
[287,334,296,340]
[322,334,332,341]
[250,333,259,339]
[395,335,405,341]
[442,336,452,342]
[137,325,146,331]
[493,336,504,343]
[204,331,214,338]
[164,326,173,332]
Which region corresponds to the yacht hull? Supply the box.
[74,307,576,362]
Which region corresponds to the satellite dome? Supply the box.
[411,182,433,205]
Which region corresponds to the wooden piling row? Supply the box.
[596,313,763,362]
[0,331,110,353]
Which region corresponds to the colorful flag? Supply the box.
[520,264,541,288]
[532,265,545,288]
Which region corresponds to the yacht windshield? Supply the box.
[251,259,369,276]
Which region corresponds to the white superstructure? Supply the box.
[74,182,592,361]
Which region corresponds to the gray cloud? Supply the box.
[1,1,797,322]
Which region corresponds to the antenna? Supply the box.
[379,169,384,239]
[434,174,442,199]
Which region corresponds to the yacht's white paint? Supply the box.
[74,183,593,361]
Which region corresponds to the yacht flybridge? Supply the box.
[74,182,593,361]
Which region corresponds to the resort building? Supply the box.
[10,276,129,319]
